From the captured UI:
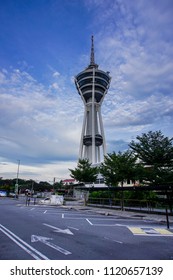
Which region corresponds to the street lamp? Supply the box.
[15,160,20,198]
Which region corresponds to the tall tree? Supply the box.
[100,150,142,187]
[69,159,98,183]
[129,130,173,184]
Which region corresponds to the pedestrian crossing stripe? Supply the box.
[129,227,146,234]
[128,227,173,236]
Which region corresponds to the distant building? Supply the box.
[62,179,76,185]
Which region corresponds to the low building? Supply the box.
[62,179,76,185]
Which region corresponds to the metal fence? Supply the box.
[87,197,173,214]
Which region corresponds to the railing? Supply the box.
[87,197,173,215]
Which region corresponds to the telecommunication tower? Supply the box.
[75,36,111,164]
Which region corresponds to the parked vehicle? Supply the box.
[39,195,64,205]
[9,192,15,197]
[39,197,50,204]
[0,190,7,197]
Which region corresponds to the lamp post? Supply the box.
[15,160,20,198]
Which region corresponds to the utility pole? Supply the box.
[15,159,20,198]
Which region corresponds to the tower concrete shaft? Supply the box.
[75,36,111,164]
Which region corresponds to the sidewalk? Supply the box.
[64,202,173,224]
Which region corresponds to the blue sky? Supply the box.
[0,0,173,182]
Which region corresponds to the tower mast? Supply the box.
[90,35,95,66]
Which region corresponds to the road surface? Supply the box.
[0,197,173,260]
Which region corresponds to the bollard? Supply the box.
[166,206,170,229]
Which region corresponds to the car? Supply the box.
[9,192,16,197]
[39,197,50,204]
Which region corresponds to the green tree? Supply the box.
[37,181,52,192]
[100,150,142,187]
[69,159,98,183]
[100,150,145,210]
[129,130,173,184]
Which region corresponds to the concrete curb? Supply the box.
[65,205,173,224]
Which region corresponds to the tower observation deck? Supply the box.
[75,36,111,164]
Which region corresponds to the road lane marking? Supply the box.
[104,237,123,244]
[44,210,47,214]
[86,219,93,225]
[62,213,109,218]
[85,219,125,227]
[0,226,41,259]
[62,213,64,218]
[43,223,73,235]
[89,223,119,226]
[113,240,123,244]
[0,224,49,260]
[68,226,79,231]
[128,227,173,236]
[156,228,173,235]
[31,235,72,255]
[129,227,146,235]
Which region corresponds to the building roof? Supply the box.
[62,179,76,183]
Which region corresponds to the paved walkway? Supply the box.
[64,203,173,225]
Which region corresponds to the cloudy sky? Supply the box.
[0,0,173,182]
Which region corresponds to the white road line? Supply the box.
[41,239,71,255]
[0,224,49,260]
[62,213,64,218]
[87,218,137,221]
[30,208,35,211]
[89,218,120,220]
[0,226,41,260]
[44,210,47,214]
[86,219,93,225]
[113,240,123,244]
[62,214,106,218]
[91,224,117,226]
[31,235,72,256]
[104,237,111,241]
[63,217,85,220]
[104,237,123,244]
[68,226,79,231]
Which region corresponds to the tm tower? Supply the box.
[75,36,111,164]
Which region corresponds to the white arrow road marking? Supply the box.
[43,223,74,235]
[31,235,71,255]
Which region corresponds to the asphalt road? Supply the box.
[0,197,173,260]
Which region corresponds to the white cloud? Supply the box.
[1,159,77,182]
[83,0,173,150]
[0,68,82,180]
[1,0,173,180]
[53,71,60,78]
[50,82,60,90]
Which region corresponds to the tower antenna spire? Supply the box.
[90,35,95,66]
